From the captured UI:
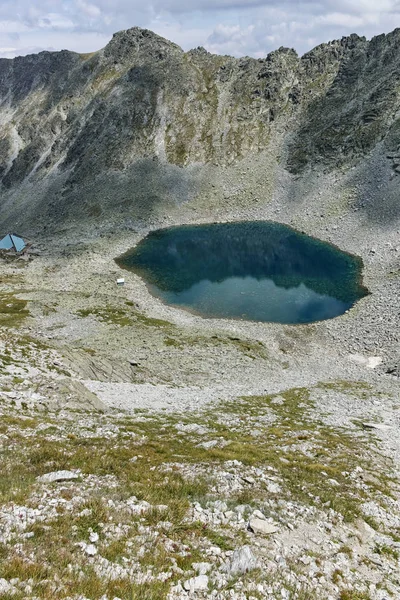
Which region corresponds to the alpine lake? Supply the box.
[116,221,368,325]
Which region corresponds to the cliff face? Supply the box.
[0,26,400,231]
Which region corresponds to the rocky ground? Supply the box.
[1,365,399,600]
[1,161,400,599]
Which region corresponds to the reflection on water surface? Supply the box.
[117,221,367,324]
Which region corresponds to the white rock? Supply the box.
[225,545,258,575]
[234,504,249,515]
[198,440,219,449]
[266,481,282,493]
[89,532,99,543]
[213,501,228,512]
[207,546,222,556]
[192,562,212,575]
[243,475,255,484]
[362,422,391,431]
[170,582,185,595]
[252,509,266,520]
[85,544,98,556]
[183,575,209,592]
[328,479,340,487]
[248,517,278,535]
[349,354,382,369]
[128,500,152,514]
[224,510,235,520]
[0,579,17,595]
[176,423,209,435]
[37,470,80,483]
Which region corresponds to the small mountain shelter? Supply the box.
[0,233,26,252]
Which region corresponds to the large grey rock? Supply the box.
[224,545,259,575]
[252,509,266,520]
[0,579,17,595]
[248,517,278,535]
[85,544,98,556]
[362,422,391,431]
[183,575,209,592]
[37,470,80,483]
[192,562,212,575]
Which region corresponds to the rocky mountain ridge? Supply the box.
[0,26,400,232]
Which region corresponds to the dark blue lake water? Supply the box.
[117,221,367,324]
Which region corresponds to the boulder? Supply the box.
[248,517,278,535]
[224,545,258,575]
[37,470,80,483]
[192,562,212,575]
[85,544,98,556]
[183,575,209,592]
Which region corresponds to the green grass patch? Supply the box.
[76,306,172,329]
[0,293,29,328]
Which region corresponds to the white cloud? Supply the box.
[76,0,102,18]
[315,12,365,28]
[208,23,254,47]
[0,45,54,58]
[0,0,399,59]
[327,0,395,14]
[0,20,30,33]
[38,14,75,30]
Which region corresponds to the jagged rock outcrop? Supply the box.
[0,26,400,231]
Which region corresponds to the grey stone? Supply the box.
[198,439,219,449]
[37,470,80,483]
[213,500,228,512]
[252,509,266,520]
[248,517,278,535]
[183,575,209,592]
[362,422,391,431]
[224,545,259,575]
[242,475,256,484]
[0,579,17,595]
[192,562,212,575]
[85,544,98,556]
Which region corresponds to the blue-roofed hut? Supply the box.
[0,233,26,253]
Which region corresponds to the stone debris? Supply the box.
[0,400,399,600]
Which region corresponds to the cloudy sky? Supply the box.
[0,0,399,59]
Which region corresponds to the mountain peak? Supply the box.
[103,26,183,62]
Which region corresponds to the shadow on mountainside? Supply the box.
[0,157,204,237]
[349,158,400,225]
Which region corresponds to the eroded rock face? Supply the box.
[0,26,400,231]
